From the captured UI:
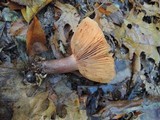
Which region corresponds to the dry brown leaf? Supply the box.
[95,3,112,16]
[6,0,24,10]
[21,0,52,23]
[54,1,80,45]
[10,19,28,36]
[26,16,47,56]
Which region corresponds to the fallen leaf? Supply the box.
[40,99,56,120]
[142,76,160,96]
[53,80,88,120]
[50,33,63,59]
[94,4,115,34]
[114,12,160,72]
[95,3,112,16]
[123,37,159,72]
[6,0,24,10]
[124,12,160,46]
[12,92,56,120]
[11,0,40,6]
[106,3,119,13]
[1,7,19,22]
[10,19,28,36]
[21,0,52,23]
[112,114,125,119]
[142,2,160,16]
[99,17,115,34]
[26,16,47,56]
[54,1,80,45]
[94,99,143,118]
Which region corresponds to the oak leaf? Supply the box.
[114,12,160,72]
[54,1,80,45]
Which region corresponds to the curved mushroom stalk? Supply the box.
[41,55,78,74]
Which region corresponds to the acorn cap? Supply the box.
[71,17,115,83]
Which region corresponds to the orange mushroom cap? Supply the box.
[71,17,115,83]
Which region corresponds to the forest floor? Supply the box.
[0,0,160,120]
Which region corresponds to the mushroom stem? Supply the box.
[41,54,78,74]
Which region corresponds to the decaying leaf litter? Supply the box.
[0,0,160,120]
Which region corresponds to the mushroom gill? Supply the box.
[71,17,115,83]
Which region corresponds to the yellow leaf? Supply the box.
[124,12,160,46]
[123,37,160,72]
[21,0,52,23]
[40,99,56,120]
[114,11,160,72]
[12,92,56,120]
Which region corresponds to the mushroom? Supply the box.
[40,17,115,83]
